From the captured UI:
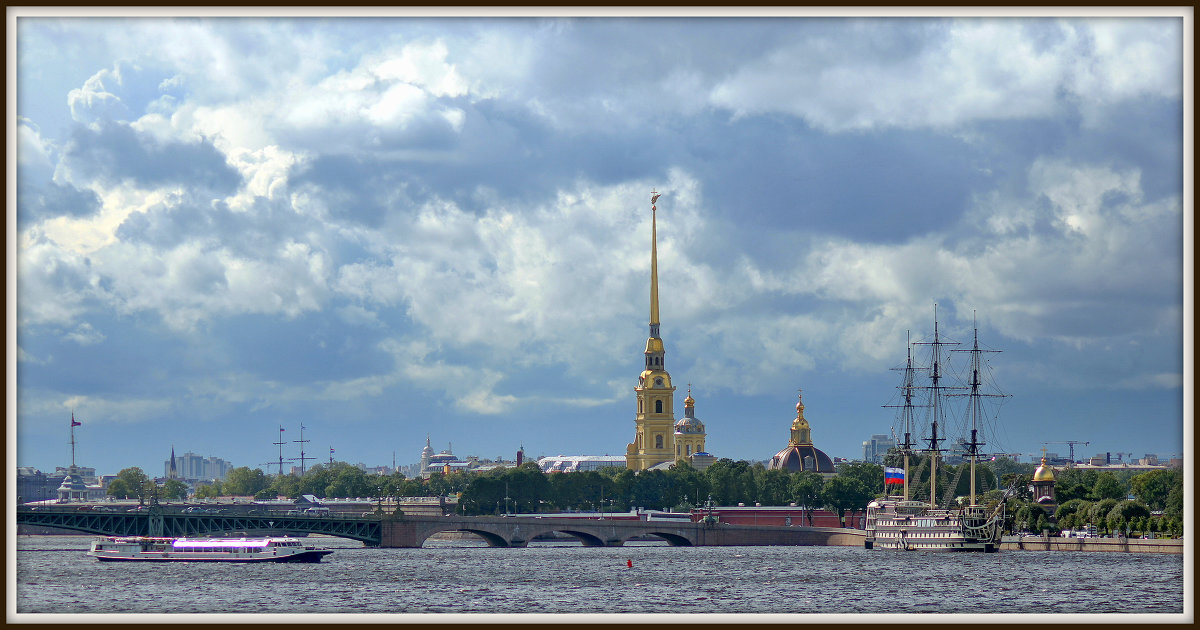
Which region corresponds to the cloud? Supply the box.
[68,66,132,125]
[708,18,1180,132]
[58,121,242,193]
[64,322,106,346]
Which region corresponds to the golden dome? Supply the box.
[684,385,695,407]
[645,337,664,354]
[1032,457,1055,482]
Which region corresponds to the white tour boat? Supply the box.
[87,536,334,562]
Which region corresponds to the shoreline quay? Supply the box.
[1000,534,1182,554]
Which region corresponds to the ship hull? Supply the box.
[864,498,1002,553]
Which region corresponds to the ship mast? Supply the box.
[69,412,78,467]
[914,304,957,507]
[294,423,314,476]
[951,312,1007,507]
[885,332,921,501]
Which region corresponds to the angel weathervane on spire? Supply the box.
[651,191,661,207]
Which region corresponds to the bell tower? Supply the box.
[627,191,676,470]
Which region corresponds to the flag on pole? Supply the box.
[884,467,905,485]
[71,413,82,427]
[330,448,335,454]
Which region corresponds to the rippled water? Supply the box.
[14,535,1186,617]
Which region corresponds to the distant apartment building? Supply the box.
[165,452,233,481]
[861,434,895,464]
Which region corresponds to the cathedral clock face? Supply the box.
[654,377,664,387]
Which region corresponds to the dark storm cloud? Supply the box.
[290,154,421,228]
[16,181,103,223]
[60,121,242,192]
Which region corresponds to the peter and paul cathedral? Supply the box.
[626,192,708,471]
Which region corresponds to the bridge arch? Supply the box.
[549,528,609,547]
[433,528,512,547]
[630,531,694,546]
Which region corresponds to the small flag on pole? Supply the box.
[330,448,335,454]
[884,467,905,485]
[71,413,82,427]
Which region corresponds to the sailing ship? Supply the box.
[864,308,1015,552]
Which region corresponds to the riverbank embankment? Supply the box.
[1001,535,1182,554]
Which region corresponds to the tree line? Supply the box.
[105,456,1183,536]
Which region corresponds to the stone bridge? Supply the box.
[17,506,865,549]
[382,514,865,548]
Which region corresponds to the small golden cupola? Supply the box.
[790,391,813,446]
[1032,456,1056,482]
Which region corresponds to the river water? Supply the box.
[12,535,1188,620]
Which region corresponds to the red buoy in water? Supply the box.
[627,559,633,568]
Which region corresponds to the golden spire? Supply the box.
[649,190,660,332]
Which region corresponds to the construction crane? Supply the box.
[1042,441,1090,462]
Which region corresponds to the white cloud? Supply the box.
[46,393,174,425]
[64,322,105,345]
[709,18,1179,132]
[67,65,131,125]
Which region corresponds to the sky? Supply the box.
[9,10,1190,479]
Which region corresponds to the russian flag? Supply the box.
[884,467,905,485]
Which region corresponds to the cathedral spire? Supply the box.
[649,191,661,338]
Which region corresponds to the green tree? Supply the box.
[1053,468,1097,503]
[548,470,602,511]
[193,480,223,499]
[665,460,710,511]
[1089,472,1127,501]
[630,469,670,511]
[989,457,1036,487]
[756,468,792,506]
[269,473,301,499]
[114,467,152,503]
[836,461,884,497]
[1106,500,1150,538]
[1130,469,1181,511]
[821,475,874,527]
[1163,483,1183,522]
[501,463,553,513]
[106,478,133,499]
[161,479,189,500]
[460,475,505,515]
[789,471,824,525]
[223,467,270,497]
[1053,499,1092,531]
[1086,498,1120,534]
[324,464,373,499]
[707,459,761,505]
